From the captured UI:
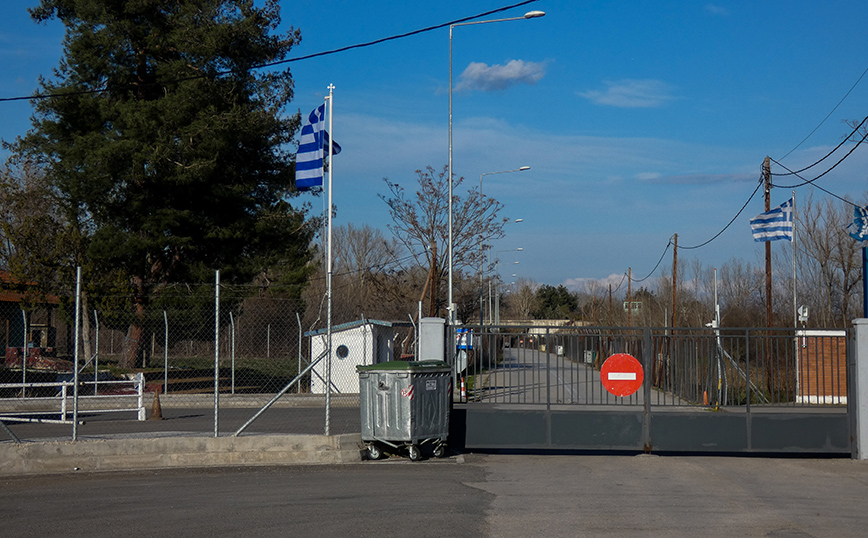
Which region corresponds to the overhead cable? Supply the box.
[0,0,541,103]
[778,65,868,161]
[772,114,868,177]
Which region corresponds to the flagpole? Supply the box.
[325,84,334,436]
[792,190,797,330]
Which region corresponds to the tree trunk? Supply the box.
[119,276,146,369]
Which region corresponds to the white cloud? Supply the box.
[454,59,546,92]
[563,273,627,293]
[705,4,730,16]
[578,79,676,108]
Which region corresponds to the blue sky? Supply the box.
[3,1,868,291]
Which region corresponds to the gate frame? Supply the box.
[451,325,855,456]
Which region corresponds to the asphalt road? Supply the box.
[480,347,690,406]
[2,453,867,538]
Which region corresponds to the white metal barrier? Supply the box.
[0,372,147,423]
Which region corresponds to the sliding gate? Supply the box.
[449,326,852,455]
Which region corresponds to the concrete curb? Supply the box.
[0,433,363,476]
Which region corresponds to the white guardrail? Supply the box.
[0,372,146,423]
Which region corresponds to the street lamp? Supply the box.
[492,249,523,324]
[478,167,529,325]
[448,10,545,323]
[480,166,531,196]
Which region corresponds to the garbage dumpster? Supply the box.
[357,360,452,461]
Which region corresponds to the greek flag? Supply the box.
[295,104,341,191]
[750,198,793,242]
[848,206,868,241]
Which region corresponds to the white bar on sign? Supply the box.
[608,372,636,381]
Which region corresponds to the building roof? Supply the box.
[0,271,61,305]
[305,318,413,337]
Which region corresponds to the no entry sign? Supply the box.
[601,353,644,397]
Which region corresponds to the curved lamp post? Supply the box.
[448,10,545,323]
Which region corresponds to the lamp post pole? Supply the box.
[448,10,544,324]
[478,167,529,324]
[493,249,523,325]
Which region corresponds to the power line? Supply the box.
[0,0,541,104]
[629,240,672,283]
[769,126,868,190]
[681,174,765,250]
[769,158,861,208]
[778,65,868,161]
[772,114,868,177]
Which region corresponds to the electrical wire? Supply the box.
[772,114,868,177]
[769,126,868,190]
[681,175,765,250]
[629,240,672,283]
[778,65,868,161]
[0,0,541,103]
[769,158,861,208]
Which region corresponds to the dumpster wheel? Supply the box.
[366,443,383,460]
[408,444,422,461]
[433,443,447,458]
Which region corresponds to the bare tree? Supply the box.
[503,278,539,321]
[380,165,509,320]
[796,194,862,327]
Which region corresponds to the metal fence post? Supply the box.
[213,269,220,438]
[72,266,81,441]
[642,327,652,452]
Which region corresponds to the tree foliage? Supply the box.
[8,0,315,367]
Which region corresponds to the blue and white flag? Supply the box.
[848,206,868,241]
[295,104,341,191]
[750,198,793,242]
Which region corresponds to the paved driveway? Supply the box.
[3,453,866,537]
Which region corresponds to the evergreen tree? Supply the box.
[10,0,314,367]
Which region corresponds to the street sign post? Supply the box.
[601,353,644,397]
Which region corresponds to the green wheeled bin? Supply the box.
[357,360,452,461]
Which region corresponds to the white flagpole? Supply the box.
[325,84,334,436]
[792,190,797,330]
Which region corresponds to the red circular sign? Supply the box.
[601,353,644,397]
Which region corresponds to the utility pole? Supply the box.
[627,267,632,326]
[672,233,678,328]
[763,156,773,328]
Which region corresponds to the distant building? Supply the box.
[1,271,67,356]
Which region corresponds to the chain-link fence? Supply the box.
[1,272,423,442]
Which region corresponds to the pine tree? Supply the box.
[11,0,314,367]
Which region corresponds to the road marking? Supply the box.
[608,372,637,381]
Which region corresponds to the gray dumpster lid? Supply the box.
[356,360,451,373]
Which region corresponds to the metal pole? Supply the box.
[448,24,454,323]
[93,310,100,395]
[72,267,81,440]
[863,247,868,318]
[163,310,168,394]
[213,269,220,438]
[296,312,303,393]
[448,13,543,323]
[230,311,235,395]
[325,84,335,436]
[20,310,26,397]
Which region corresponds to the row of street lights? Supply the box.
[447,9,545,323]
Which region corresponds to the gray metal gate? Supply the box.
[449,326,852,455]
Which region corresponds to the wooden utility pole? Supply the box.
[763,156,773,328]
[672,233,678,328]
[627,267,632,326]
